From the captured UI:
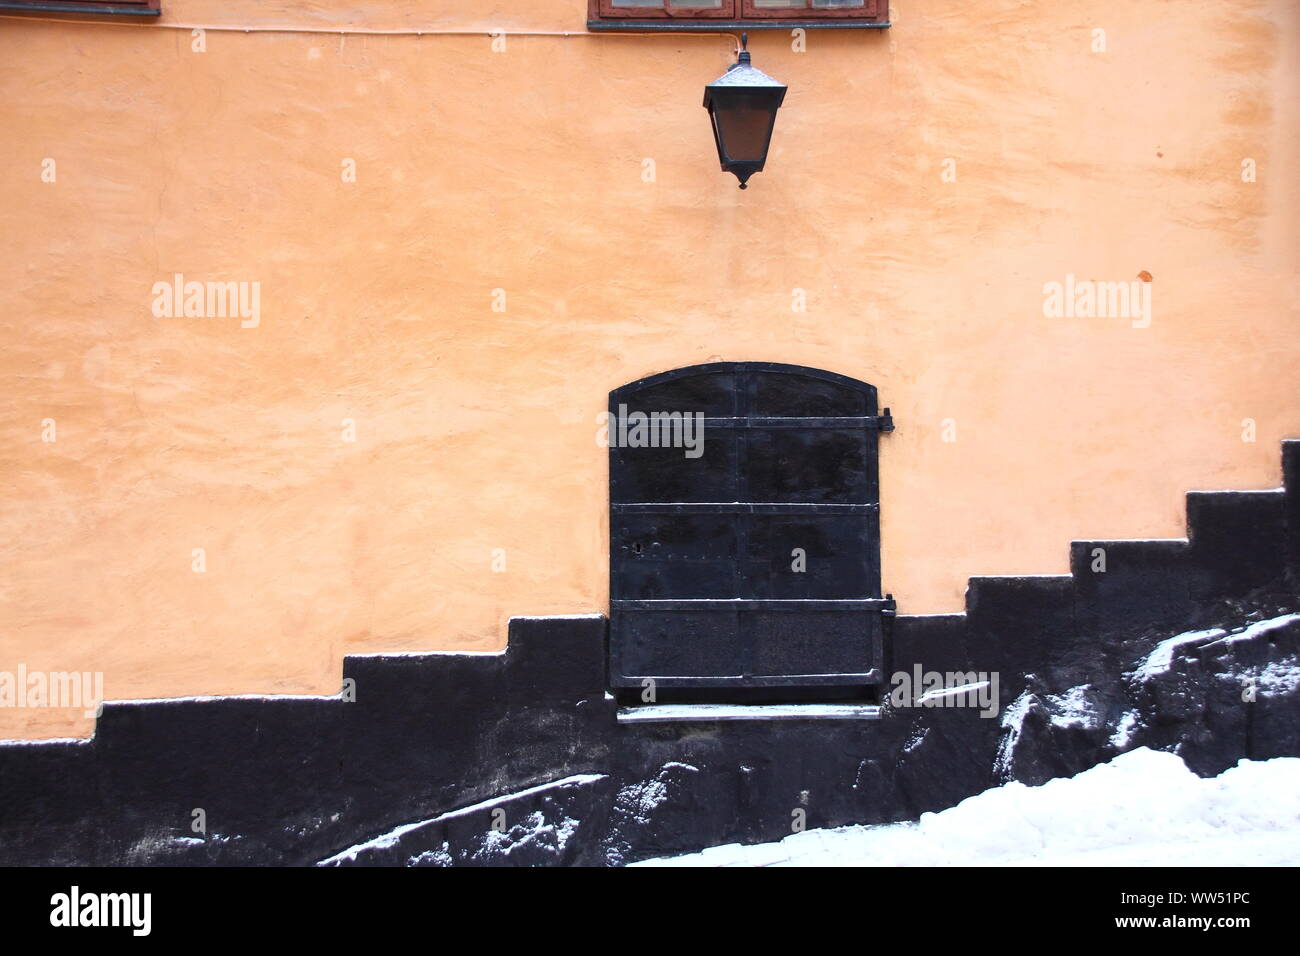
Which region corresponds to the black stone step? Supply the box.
[1070,538,1194,642]
[1284,440,1300,583]
[889,613,970,676]
[1186,488,1287,600]
[964,575,1075,702]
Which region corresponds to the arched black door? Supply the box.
[608,362,894,693]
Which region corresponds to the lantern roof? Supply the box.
[703,52,787,108]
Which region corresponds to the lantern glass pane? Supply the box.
[712,100,776,164]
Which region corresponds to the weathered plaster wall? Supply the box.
[1,0,1297,738]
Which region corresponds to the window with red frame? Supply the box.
[590,0,886,27]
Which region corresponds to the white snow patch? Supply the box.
[319,816,446,866]
[614,762,699,826]
[348,649,502,659]
[1045,684,1100,730]
[1187,489,1284,496]
[1068,538,1189,545]
[408,843,453,866]
[0,736,92,747]
[317,773,605,865]
[636,748,1300,867]
[618,703,880,723]
[969,574,1073,581]
[1109,710,1140,749]
[1240,657,1300,698]
[109,692,343,706]
[507,613,605,621]
[1200,613,1300,653]
[1131,627,1227,681]
[993,689,1034,777]
[479,810,581,859]
[916,681,989,706]
[1132,613,1300,684]
[902,726,929,754]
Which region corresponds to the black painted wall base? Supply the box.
[2,442,1299,866]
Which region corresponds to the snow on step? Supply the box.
[317,773,606,866]
[617,703,882,724]
[1131,627,1228,681]
[1132,612,1300,682]
[635,748,1300,867]
[1199,613,1300,653]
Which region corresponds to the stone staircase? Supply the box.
[1,443,1297,866]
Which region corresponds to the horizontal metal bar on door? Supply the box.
[612,599,894,611]
[610,671,884,687]
[611,502,878,514]
[616,703,884,724]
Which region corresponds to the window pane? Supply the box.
[751,0,806,6]
[668,0,723,5]
[610,0,665,6]
[812,0,866,7]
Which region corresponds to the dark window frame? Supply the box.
[0,0,159,17]
[588,0,888,30]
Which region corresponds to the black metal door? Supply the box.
[609,362,894,690]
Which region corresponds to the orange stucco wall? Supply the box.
[1,0,1298,739]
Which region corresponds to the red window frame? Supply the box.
[589,0,887,26]
[741,0,879,19]
[597,0,736,19]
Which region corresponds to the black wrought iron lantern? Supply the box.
[703,34,787,189]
